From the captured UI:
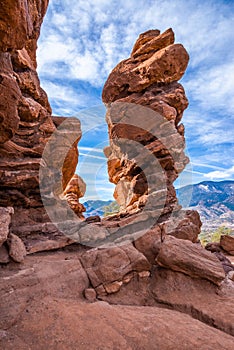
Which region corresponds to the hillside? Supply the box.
[177,180,234,209]
[177,180,234,230]
[82,200,113,217]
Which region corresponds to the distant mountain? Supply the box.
[82,200,113,217]
[177,180,234,210]
[177,180,234,230]
[82,181,234,230]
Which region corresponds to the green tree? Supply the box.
[103,201,120,217]
[211,226,232,243]
[199,226,232,246]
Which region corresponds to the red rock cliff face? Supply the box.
[0,1,85,233]
[0,0,50,143]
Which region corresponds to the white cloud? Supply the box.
[37,34,74,72]
[70,51,99,83]
[38,0,234,114]
[79,146,104,153]
[79,152,106,160]
[40,81,98,116]
[204,166,234,180]
[42,81,80,104]
[40,79,104,117]
[185,62,234,114]
[190,150,234,170]
[191,162,226,171]
[197,130,234,145]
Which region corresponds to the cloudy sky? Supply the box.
[37,0,234,200]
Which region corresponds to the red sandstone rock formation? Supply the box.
[102,28,190,215]
[0,0,86,255]
[63,174,86,216]
[100,28,202,253]
[0,4,233,348]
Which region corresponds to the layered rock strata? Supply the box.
[0,0,85,255]
[102,28,190,216]
[98,28,202,253]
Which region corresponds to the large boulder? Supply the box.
[80,244,150,293]
[156,235,225,285]
[220,235,234,255]
[102,29,189,103]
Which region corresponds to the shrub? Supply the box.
[199,226,232,246]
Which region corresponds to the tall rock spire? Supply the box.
[102,28,191,216]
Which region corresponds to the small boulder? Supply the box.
[205,242,222,253]
[0,207,14,246]
[84,288,97,302]
[85,216,101,224]
[220,235,234,255]
[8,233,27,263]
[79,224,107,244]
[104,281,123,294]
[214,252,234,274]
[134,225,162,264]
[228,271,234,282]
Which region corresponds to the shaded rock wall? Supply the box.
[0,1,85,249]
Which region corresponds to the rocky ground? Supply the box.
[0,248,234,350]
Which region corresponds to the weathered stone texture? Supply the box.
[0,1,86,246]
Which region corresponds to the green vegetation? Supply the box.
[103,201,120,217]
[199,226,233,246]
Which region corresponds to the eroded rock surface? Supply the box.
[2,297,234,350]
[102,28,200,245]
[103,28,189,102]
[156,235,225,285]
[0,207,13,246]
[0,252,234,348]
[0,0,86,249]
[8,233,27,263]
[80,244,150,295]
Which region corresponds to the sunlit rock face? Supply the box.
[102,28,190,215]
[0,0,86,251]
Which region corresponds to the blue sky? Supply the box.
[37,0,234,201]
